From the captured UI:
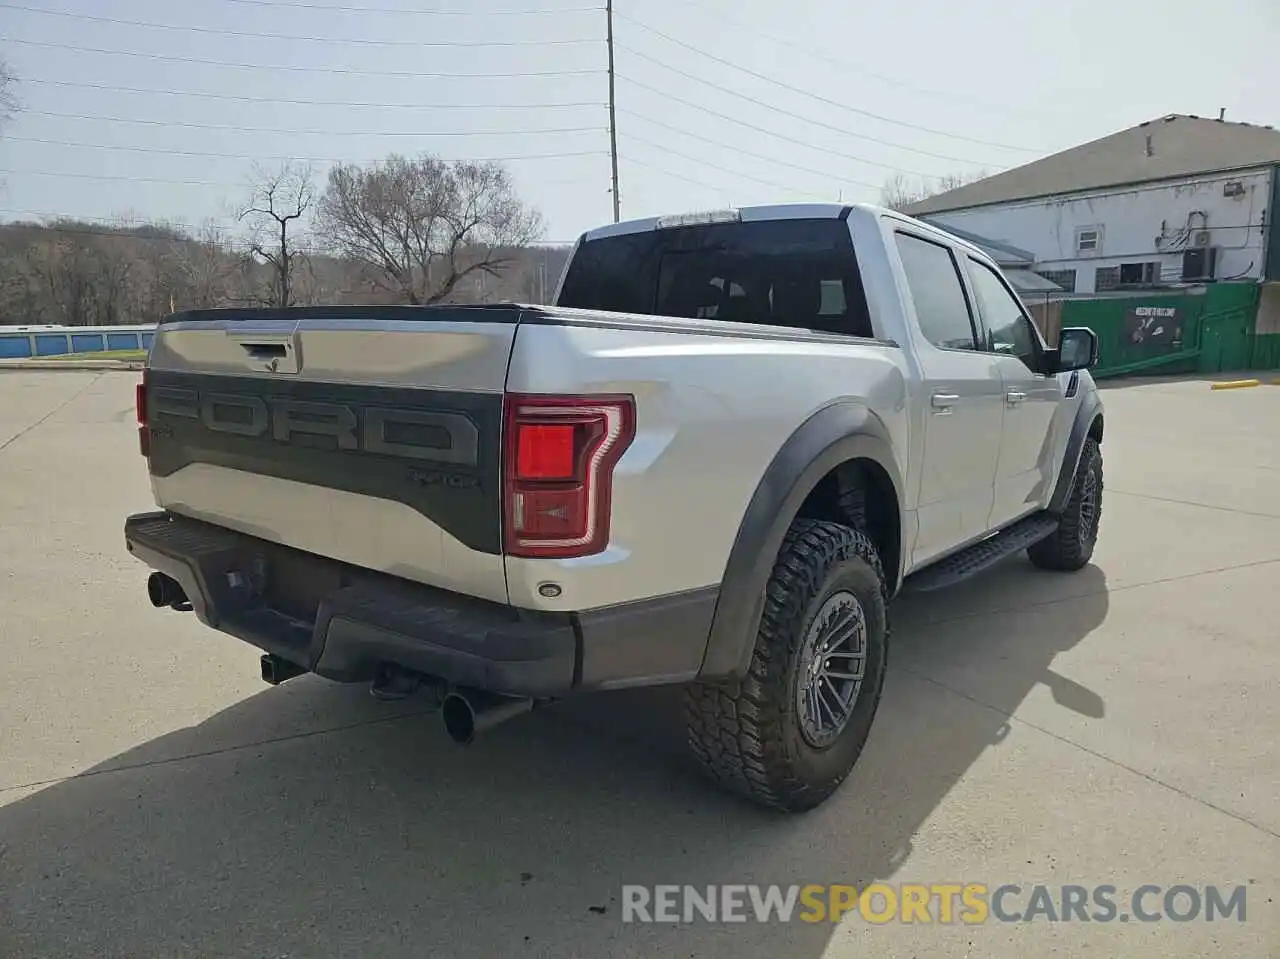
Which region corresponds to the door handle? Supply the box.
[1006,390,1027,406]
[931,392,960,413]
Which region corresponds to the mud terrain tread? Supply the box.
[685,519,888,811]
[1029,438,1103,572]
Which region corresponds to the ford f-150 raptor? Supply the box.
[125,203,1104,812]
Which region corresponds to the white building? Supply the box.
[905,114,1280,297]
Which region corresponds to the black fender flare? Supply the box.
[697,400,904,682]
[1047,389,1104,515]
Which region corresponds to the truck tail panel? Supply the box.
[140,308,517,603]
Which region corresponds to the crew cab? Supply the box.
[125,203,1104,812]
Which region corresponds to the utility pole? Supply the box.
[606,0,621,222]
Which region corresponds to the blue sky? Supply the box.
[1,0,1277,243]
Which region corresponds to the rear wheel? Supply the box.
[1028,437,1103,571]
[684,519,889,812]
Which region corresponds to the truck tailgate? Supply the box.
[143,307,515,604]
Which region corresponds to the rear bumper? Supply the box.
[124,511,716,698]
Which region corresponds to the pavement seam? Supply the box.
[0,708,436,796]
[1106,487,1280,521]
[5,559,1277,818]
[0,371,106,454]
[901,665,1280,844]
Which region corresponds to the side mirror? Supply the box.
[1057,327,1098,372]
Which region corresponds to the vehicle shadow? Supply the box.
[0,559,1109,959]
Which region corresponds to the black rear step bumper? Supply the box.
[124,511,717,698]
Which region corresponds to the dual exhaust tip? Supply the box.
[147,572,190,610]
[146,572,534,743]
[441,690,534,745]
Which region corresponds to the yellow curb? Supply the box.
[1210,379,1262,390]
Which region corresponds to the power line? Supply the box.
[677,0,1045,120]
[26,109,605,139]
[0,211,581,247]
[0,166,600,191]
[220,0,601,15]
[622,134,821,198]
[7,134,609,164]
[620,110,880,190]
[6,38,602,79]
[617,76,943,180]
[1,169,234,188]
[616,47,997,168]
[21,77,604,112]
[615,12,1042,154]
[622,155,736,196]
[1,4,599,47]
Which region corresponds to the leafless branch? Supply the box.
[317,153,543,305]
[239,162,315,308]
[881,170,991,212]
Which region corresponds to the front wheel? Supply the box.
[684,519,889,813]
[1028,437,1103,571]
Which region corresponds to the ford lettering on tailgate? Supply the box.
[143,370,504,554]
[152,388,480,467]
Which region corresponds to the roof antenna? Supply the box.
[1218,107,1227,121]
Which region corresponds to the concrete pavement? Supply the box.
[0,371,1277,958]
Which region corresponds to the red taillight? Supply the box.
[516,423,577,480]
[502,394,636,558]
[136,372,150,457]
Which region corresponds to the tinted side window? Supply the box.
[894,233,978,351]
[967,259,1037,368]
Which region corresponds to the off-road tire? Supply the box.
[1028,437,1103,572]
[684,519,889,813]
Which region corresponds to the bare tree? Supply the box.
[317,153,543,305]
[882,170,991,212]
[0,58,17,133]
[178,220,237,309]
[239,162,314,308]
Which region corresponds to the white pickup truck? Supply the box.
[125,203,1104,812]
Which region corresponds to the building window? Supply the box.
[1118,261,1161,286]
[1035,269,1077,292]
[1075,226,1103,256]
[1095,266,1121,292]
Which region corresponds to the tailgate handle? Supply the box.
[241,342,287,360]
[228,331,301,374]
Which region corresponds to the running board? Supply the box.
[904,513,1060,593]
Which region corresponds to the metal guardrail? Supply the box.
[0,324,157,359]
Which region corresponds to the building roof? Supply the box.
[1003,269,1065,295]
[920,222,1035,266]
[905,114,1280,216]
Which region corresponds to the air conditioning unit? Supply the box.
[1182,246,1219,281]
[1191,229,1212,247]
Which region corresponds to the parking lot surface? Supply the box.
[1,370,1277,958]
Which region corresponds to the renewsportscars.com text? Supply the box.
[621,883,1248,925]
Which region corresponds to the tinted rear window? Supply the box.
[557,218,873,338]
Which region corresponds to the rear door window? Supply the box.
[893,232,980,352]
[557,218,874,338]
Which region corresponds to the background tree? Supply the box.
[177,220,237,310]
[317,153,543,305]
[239,162,315,308]
[882,170,991,212]
[0,58,17,134]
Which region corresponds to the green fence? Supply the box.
[1057,282,1267,378]
[1252,333,1280,370]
